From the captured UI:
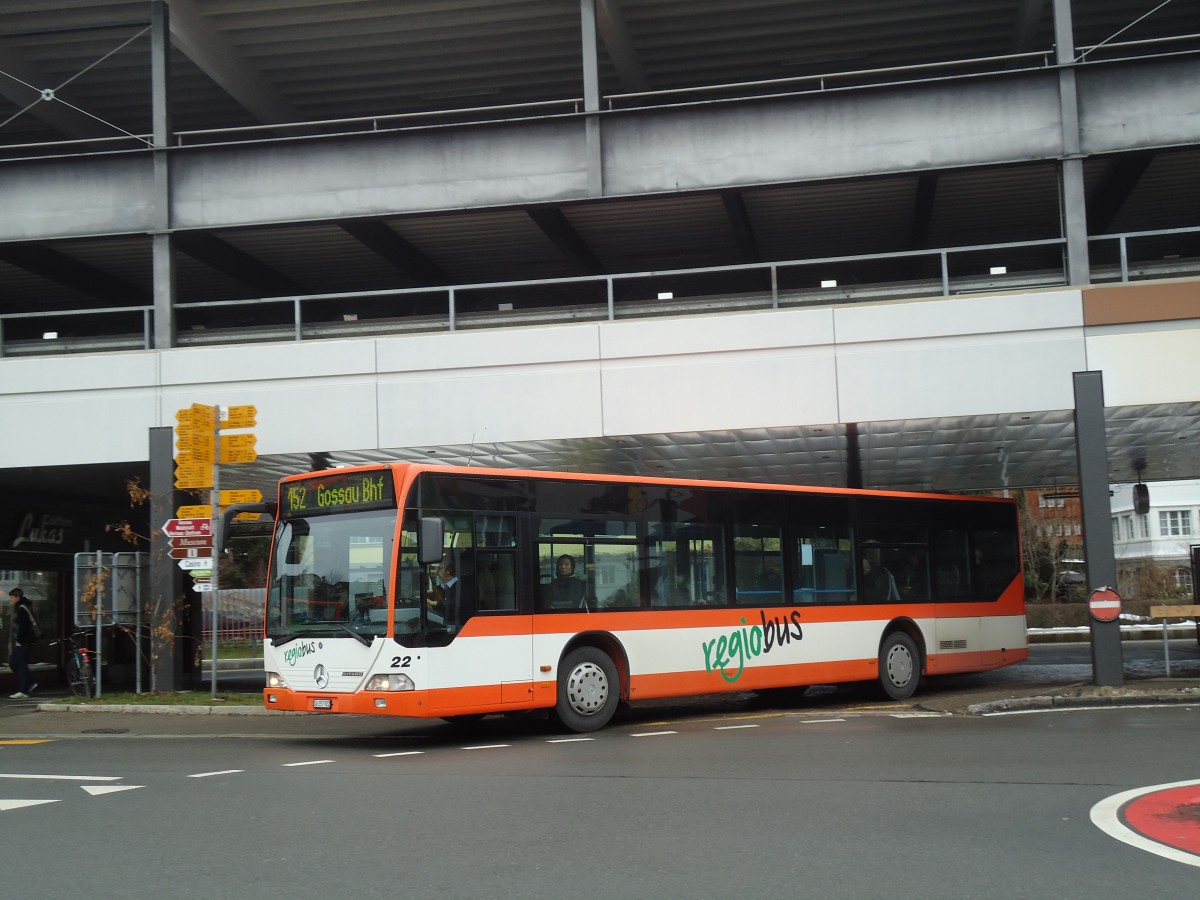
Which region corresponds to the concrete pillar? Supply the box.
[151,0,176,349]
[579,0,603,196]
[1053,0,1090,286]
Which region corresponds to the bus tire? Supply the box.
[555,646,620,733]
[878,632,920,700]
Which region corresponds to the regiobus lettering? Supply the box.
[282,641,320,667]
[702,611,805,683]
[249,463,1027,732]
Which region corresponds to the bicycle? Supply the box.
[50,632,97,699]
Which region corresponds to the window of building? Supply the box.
[1173,568,1193,593]
[1136,515,1149,539]
[1159,510,1193,536]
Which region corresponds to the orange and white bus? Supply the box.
[243,463,1026,731]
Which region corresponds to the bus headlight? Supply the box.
[266,671,289,689]
[365,673,415,691]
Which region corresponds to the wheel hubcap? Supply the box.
[566,661,609,716]
[886,644,913,687]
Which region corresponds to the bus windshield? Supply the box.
[266,509,395,643]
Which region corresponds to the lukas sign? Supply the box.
[9,512,73,549]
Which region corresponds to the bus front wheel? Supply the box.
[878,632,920,700]
[555,647,619,732]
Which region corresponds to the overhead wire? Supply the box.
[0,25,150,141]
[1077,0,1175,61]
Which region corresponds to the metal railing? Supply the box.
[1,35,1196,158]
[3,226,1199,358]
[2,225,1197,358]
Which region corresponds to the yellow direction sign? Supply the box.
[175,450,215,470]
[219,433,258,465]
[174,432,215,459]
[219,489,263,505]
[221,405,257,429]
[176,504,213,519]
[175,403,218,431]
[174,463,213,489]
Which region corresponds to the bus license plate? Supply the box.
[312,698,332,710]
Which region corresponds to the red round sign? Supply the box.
[1088,586,1122,622]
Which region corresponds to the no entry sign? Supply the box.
[1088,586,1122,623]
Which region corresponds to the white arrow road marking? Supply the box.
[81,785,144,796]
[1,799,59,811]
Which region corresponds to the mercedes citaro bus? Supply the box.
[226,463,1025,732]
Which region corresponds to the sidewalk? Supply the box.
[915,676,1200,716]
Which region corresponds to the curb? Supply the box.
[967,689,1200,715]
[35,702,294,716]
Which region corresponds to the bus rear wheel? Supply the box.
[555,647,619,733]
[878,632,920,700]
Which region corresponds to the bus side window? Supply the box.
[932,529,969,599]
[733,524,783,606]
[793,527,854,604]
[476,551,516,611]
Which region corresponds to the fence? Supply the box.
[200,588,266,644]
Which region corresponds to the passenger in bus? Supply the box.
[351,597,373,624]
[860,555,901,602]
[545,554,586,609]
[897,550,928,600]
[972,547,1003,595]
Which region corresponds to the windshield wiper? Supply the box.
[335,623,373,646]
[269,625,372,647]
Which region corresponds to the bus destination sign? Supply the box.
[283,470,396,518]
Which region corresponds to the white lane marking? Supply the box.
[82,785,143,796]
[462,744,510,751]
[283,760,335,767]
[715,724,759,730]
[188,770,245,778]
[0,799,59,811]
[892,712,947,718]
[546,737,594,743]
[630,731,677,737]
[373,751,425,758]
[0,774,122,782]
[1090,778,1200,869]
[801,718,846,725]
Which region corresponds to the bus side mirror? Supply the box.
[418,517,444,565]
[219,501,278,551]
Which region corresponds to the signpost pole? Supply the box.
[210,419,221,699]
[94,552,104,699]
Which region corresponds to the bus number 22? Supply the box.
[390,656,412,668]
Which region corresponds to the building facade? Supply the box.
[2,1,1199,687]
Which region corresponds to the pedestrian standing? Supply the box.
[8,588,38,699]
